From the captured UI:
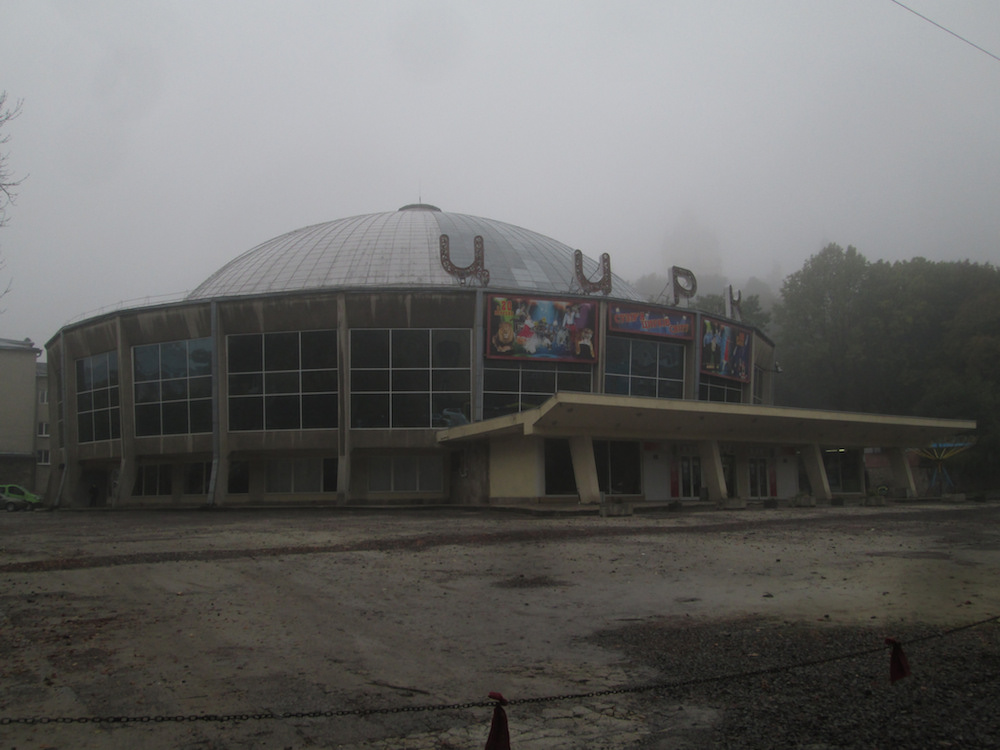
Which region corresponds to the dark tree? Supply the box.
[775,245,1000,488]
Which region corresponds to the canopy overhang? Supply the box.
[437,393,976,449]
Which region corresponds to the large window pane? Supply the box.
[351,369,389,392]
[293,459,322,492]
[266,460,293,493]
[302,394,338,429]
[351,394,389,428]
[190,400,213,434]
[265,395,300,430]
[228,335,262,373]
[369,456,392,491]
[92,356,109,389]
[188,339,213,376]
[135,404,161,436]
[265,332,299,371]
[483,369,519,392]
[134,345,159,382]
[161,402,189,434]
[229,397,263,431]
[522,370,555,393]
[392,370,429,391]
[228,461,250,493]
[433,330,470,368]
[265,372,299,394]
[301,330,337,369]
[352,330,388,368]
[392,393,429,428]
[229,373,262,396]
[631,340,658,377]
[394,455,418,490]
[605,337,630,375]
[301,369,337,393]
[419,456,443,492]
[161,342,188,379]
[392,330,429,368]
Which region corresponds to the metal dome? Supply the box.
[187,205,645,301]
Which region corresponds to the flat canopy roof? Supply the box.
[438,393,976,448]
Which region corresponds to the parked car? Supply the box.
[1,484,43,512]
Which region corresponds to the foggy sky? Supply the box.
[1,0,998,354]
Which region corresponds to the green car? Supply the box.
[1,484,43,512]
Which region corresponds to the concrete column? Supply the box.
[699,440,734,504]
[801,444,833,502]
[569,435,601,505]
[886,447,916,499]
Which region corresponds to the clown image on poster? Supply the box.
[700,317,752,382]
[487,295,597,362]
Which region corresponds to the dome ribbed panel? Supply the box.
[187,209,645,301]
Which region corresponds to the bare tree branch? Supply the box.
[0,90,25,308]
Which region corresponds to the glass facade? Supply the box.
[133,338,213,436]
[76,350,121,443]
[699,374,744,403]
[132,464,172,496]
[350,329,470,429]
[368,454,443,492]
[228,331,338,431]
[265,457,338,493]
[604,335,684,399]
[483,360,591,419]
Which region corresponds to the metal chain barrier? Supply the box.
[2,614,997,728]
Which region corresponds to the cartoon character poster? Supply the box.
[608,303,694,340]
[700,317,752,382]
[487,295,597,362]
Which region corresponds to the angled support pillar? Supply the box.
[569,435,601,505]
[801,444,833,502]
[699,440,739,506]
[886,447,916,499]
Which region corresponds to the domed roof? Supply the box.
[188,205,645,301]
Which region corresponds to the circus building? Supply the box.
[44,204,974,509]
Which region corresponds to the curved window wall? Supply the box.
[76,350,121,443]
[350,329,470,429]
[133,338,213,436]
[604,335,684,399]
[227,330,338,431]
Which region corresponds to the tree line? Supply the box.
[632,244,998,488]
[773,244,998,488]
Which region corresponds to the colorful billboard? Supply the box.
[700,316,752,382]
[487,295,598,362]
[608,303,694,340]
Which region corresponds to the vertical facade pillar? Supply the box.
[569,435,601,505]
[801,443,833,502]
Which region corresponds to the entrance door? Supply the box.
[749,457,769,498]
[679,455,702,499]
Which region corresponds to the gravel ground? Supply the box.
[1,502,999,748]
[591,616,1000,749]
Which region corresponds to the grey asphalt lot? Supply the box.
[2,502,998,748]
